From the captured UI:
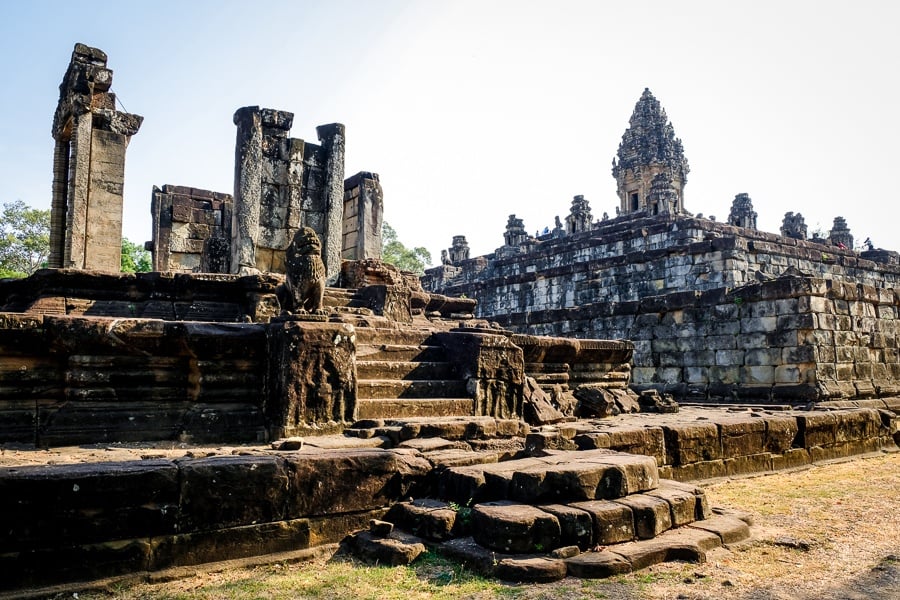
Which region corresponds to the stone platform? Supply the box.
[1,406,896,592]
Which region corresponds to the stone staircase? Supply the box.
[323,287,369,312]
[345,447,752,582]
[354,328,474,420]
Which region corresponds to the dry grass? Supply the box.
[58,452,900,600]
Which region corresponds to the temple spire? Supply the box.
[612,89,689,216]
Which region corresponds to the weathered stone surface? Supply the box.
[509,450,658,502]
[608,535,706,571]
[471,501,561,554]
[343,530,426,566]
[539,504,594,549]
[646,481,700,526]
[0,460,178,552]
[437,536,501,575]
[177,455,291,533]
[384,499,458,541]
[436,331,524,419]
[662,422,722,465]
[522,375,566,425]
[265,321,356,436]
[284,449,430,517]
[495,556,568,583]
[718,417,767,457]
[613,494,673,539]
[565,550,632,578]
[570,499,635,544]
[689,514,751,544]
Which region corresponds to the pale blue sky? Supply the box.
[1,1,898,262]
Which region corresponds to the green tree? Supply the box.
[121,238,152,273]
[0,200,50,278]
[382,221,432,274]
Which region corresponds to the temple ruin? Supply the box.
[49,44,143,272]
[425,89,900,405]
[0,46,898,593]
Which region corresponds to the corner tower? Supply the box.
[612,88,689,216]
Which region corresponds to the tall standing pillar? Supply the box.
[316,123,345,283]
[49,43,142,272]
[231,107,264,274]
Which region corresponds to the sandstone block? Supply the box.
[539,504,594,549]
[662,422,722,465]
[564,550,632,578]
[613,494,672,539]
[471,501,561,554]
[495,556,568,583]
[384,499,458,541]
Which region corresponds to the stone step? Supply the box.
[356,360,457,380]
[354,327,438,347]
[356,398,475,420]
[357,379,469,399]
[323,296,368,308]
[438,449,659,504]
[356,344,446,363]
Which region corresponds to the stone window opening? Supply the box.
[630,192,639,212]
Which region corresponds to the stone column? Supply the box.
[232,106,264,274]
[316,123,346,283]
[342,172,383,261]
[50,44,142,272]
[48,139,70,268]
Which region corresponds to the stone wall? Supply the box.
[150,185,233,273]
[424,214,900,313]
[488,275,900,402]
[0,313,267,446]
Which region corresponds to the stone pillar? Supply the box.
[316,123,346,283]
[265,320,357,436]
[232,107,264,274]
[49,44,142,272]
[342,172,384,261]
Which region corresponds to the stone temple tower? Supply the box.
[612,89,689,216]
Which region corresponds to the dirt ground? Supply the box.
[15,450,897,600]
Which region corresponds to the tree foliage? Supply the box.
[121,238,152,273]
[0,200,50,278]
[382,222,432,274]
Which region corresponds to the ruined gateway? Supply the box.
[0,45,898,591]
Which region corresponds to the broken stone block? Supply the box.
[522,376,566,425]
[342,530,426,566]
[384,499,458,541]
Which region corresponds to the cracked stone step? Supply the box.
[356,360,457,380]
[357,379,469,399]
[354,328,438,346]
[356,344,447,362]
[356,398,475,420]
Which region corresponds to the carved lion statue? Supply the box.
[283,227,326,314]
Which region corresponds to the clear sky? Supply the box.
[1,0,898,264]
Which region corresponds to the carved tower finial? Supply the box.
[727,193,758,230]
[611,89,689,216]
